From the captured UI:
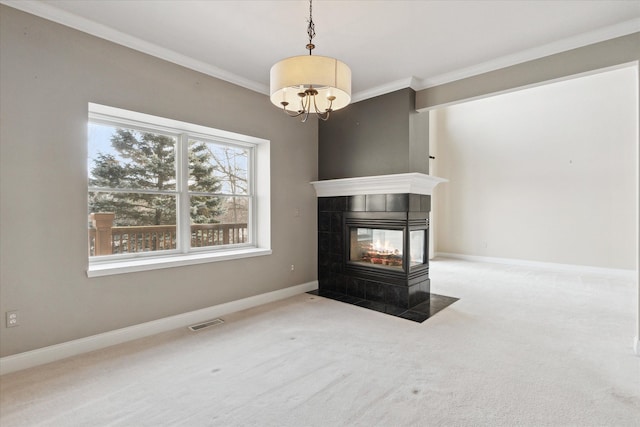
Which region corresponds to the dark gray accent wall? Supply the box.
[318,88,429,180]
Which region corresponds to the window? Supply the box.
[87,104,270,277]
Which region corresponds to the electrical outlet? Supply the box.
[6,311,18,328]
[290,264,295,271]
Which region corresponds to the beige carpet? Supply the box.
[1,258,638,426]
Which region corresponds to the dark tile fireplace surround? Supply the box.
[318,193,431,302]
[313,192,458,322]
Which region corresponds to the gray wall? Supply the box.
[0,5,318,357]
[416,32,640,110]
[318,88,428,179]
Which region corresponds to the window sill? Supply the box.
[87,247,272,278]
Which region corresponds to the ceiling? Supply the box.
[4,0,640,101]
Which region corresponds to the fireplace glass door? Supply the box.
[349,227,426,270]
[409,230,426,267]
[349,228,404,269]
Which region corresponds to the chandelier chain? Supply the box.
[306,0,316,55]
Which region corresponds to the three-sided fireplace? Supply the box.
[312,173,447,311]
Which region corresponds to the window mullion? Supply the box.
[249,146,256,247]
[177,134,191,253]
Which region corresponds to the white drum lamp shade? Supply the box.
[270,55,352,113]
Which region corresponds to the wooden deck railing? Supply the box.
[88,213,247,256]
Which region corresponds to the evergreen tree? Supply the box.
[188,140,224,223]
[89,129,222,226]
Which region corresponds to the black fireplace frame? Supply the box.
[344,211,429,286]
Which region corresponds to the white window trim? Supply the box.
[87,103,271,277]
[87,248,272,277]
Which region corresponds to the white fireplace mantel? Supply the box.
[310,173,448,197]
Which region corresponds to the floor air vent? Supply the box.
[188,318,224,331]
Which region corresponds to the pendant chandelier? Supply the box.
[269,0,351,122]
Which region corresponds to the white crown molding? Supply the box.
[311,173,448,197]
[322,18,640,101]
[351,77,418,103]
[416,18,640,90]
[0,0,269,94]
[414,61,639,113]
[0,281,318,375]
[2,1,637,105]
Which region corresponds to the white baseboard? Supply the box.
[0,281,318,376]
[434,252,636,279]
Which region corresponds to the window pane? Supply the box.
[88,123,176,191]
[88,192,177,256]
[190,196,249,248]
[188,140,249,195]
